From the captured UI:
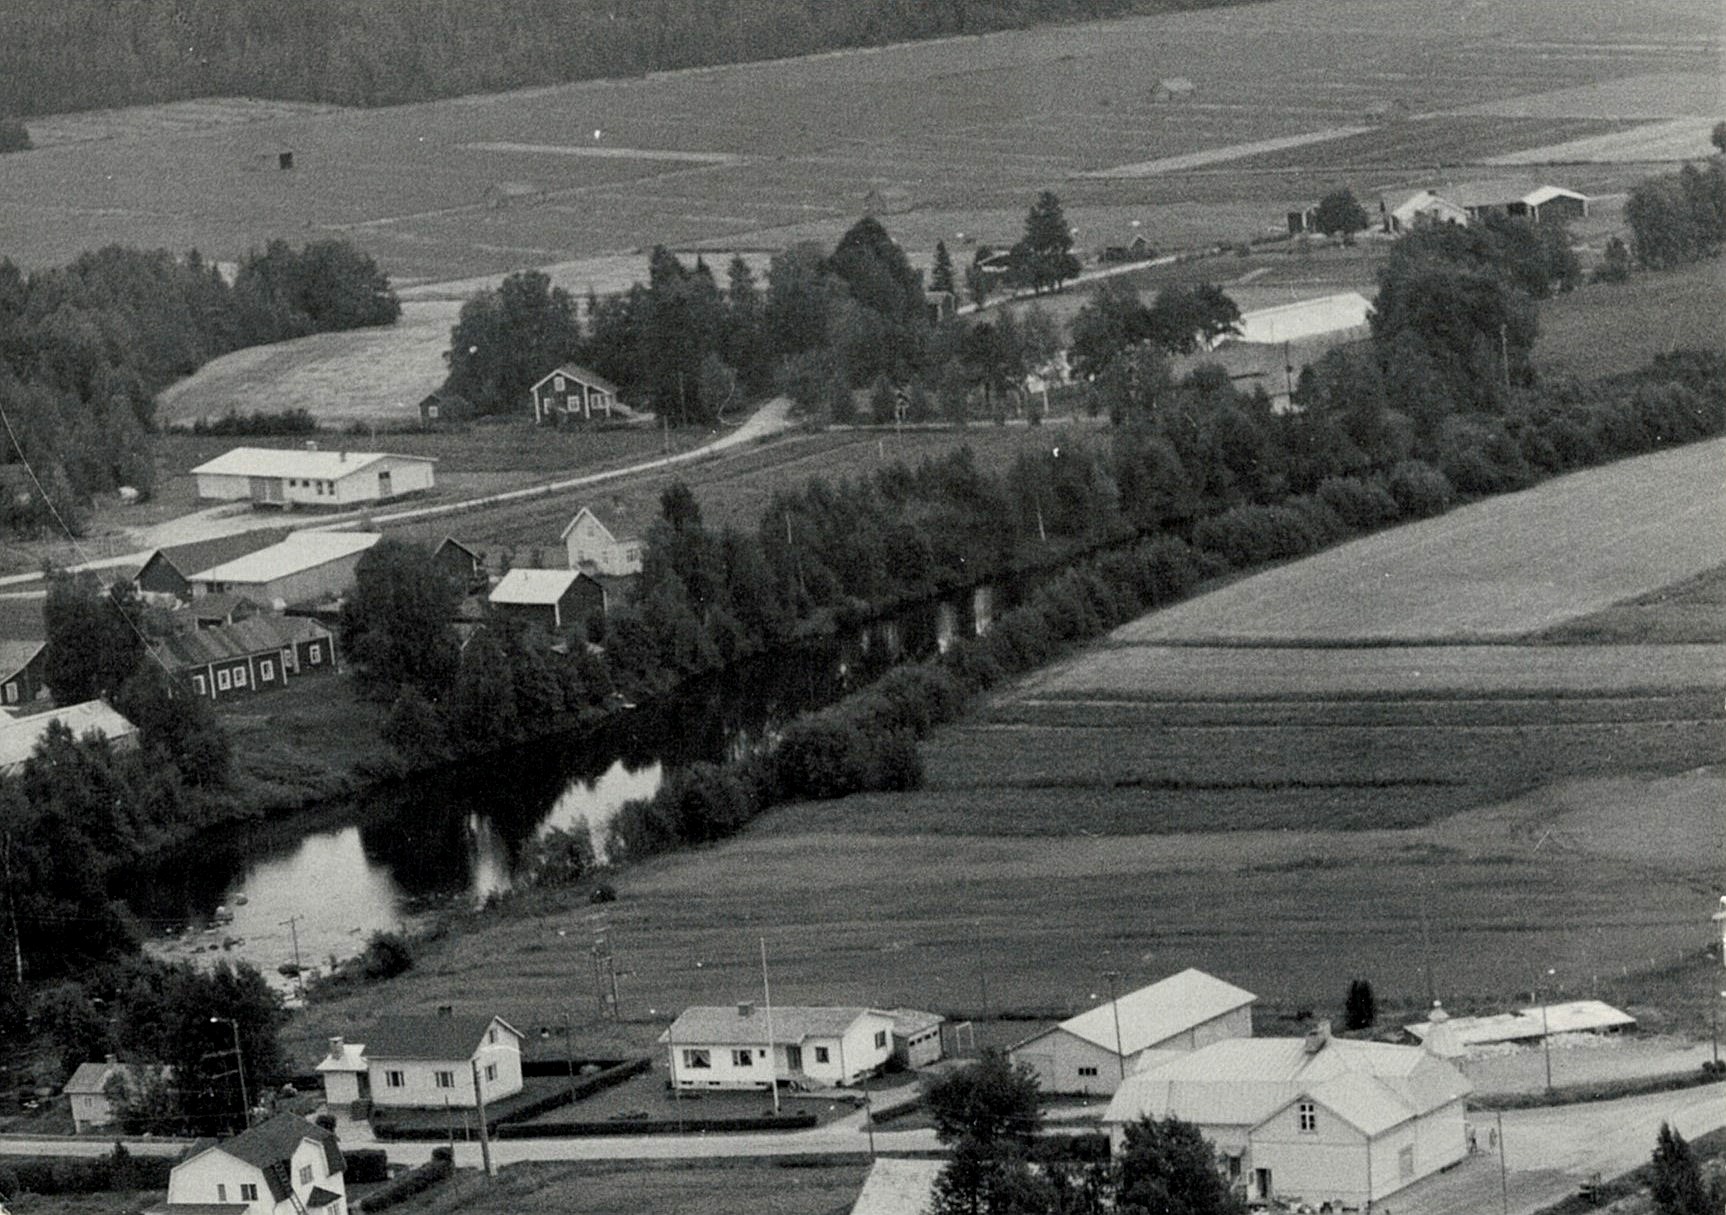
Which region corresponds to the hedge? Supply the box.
[371,1057,652,1140]
[343,1148,390,1185]
[357,1155,453,1211]
[0,1148,177,1195]
[495,1110,818,1138]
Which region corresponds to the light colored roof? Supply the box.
[887,1008,944,1036]
[1030,969,1256,1058]
[1444,179,1583,209]
[65,1060,164,1096]
[1523,184,1589,207]
[192,531,381,586]
[849,1157,944,1215]
[1230,292,1373,346]
[661,1005,891,1045]
[1103,1036,1470,1138]
[314,1043,367,1074]
[191,447,434,481]
[559,505,640,544]
[490,567,581,606]
[533,363,620,395]
[0,639,43,679]
[0,700,137,771]
[1405,999,1635,1048]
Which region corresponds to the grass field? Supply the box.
[396,1161,868,1215]
[1,0,1715,283]
[1535,259,1726,381]
[1107,438,1726,643]
[1539,563,1726,645]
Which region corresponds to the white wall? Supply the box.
[564,512,641,577]
[168,1150,273,1215]
[333,457,435,505]
[1367,1099,1467,1200]
[671,1016,895,1090]
[1012,1029,1130,1096]
[367,1028,523,1109]
[1249,1099,1370,1206]
[195,473,253,502]
[321,1071,361,1107]
[71,1091,114,1133]
[1142,1004,1254,1055]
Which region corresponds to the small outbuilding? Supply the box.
[432,537,487,592]
[0,700,139,774]
[0,639,47,708]
[489,567,604,632]
[418,389,471,429]
[887,1008,946,1069]
[64,1057,163,1134]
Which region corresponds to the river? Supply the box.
[124,584,1001,994]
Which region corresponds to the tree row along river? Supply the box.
[120,585,1003,995]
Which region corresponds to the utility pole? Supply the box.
[973,922,990,1018]
[761,938,780,1116]
[210,1017,249,1129]
[279,916,304,997]
[1103,971,1126,1086]
[1496,1110,1509,1215]
[1418,879,1435,1009]
[1500,323,1512,400]
[1538,968,1556,1093]
[471,1059,495,1177]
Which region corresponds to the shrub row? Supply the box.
[0,1147,176,1195]
[343,1148,390,1185]
[372,1059,653,1140]
[494,1110,818,1138]
[357,1154,453,1212]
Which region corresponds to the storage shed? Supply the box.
[488,567,604,632]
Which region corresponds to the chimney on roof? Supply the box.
[737,1001,754,1017]
[105,1053,117,1065]
[1302,1020,1332,1054]
[305,440,318,451]
[437,1004,453,1018]
[1428,1001,1450,1024]
[340,451,348,462]
[328,1036,344,1059]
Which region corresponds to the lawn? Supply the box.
[391,1160,868,1215]
[1535,260,1726,382]
[1,0,1714,282]
[1538,563,1726,645]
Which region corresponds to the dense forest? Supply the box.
[0,239,397,534]
[0,0,1239,118]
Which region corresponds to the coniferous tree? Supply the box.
[1013,190,1082,293]
[930,240,956,295]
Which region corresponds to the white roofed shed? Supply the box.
[192,447,435,508]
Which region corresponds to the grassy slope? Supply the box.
[1535,259,1726,382]
[398,1161,868,1215]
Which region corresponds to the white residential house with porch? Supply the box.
[147,1113,345,1215]
[1009,968,1256,1096]
[333,1010,524,1110]
[663,1003,896,1090]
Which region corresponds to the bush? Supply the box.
[186,408,318,436]
[1316,476,1401,529]
[1386,459,1454,517]
[0,116,29,154]
[358,1157,453,1211]
[1193,504,1325,568]
[360,931,413,980]
[344,1148,390,1184]
[5,1151,176,1195]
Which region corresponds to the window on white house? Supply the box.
[731,1049,753,1067]
[485,1063,497,1082]
[216,669,231,691]
[814,1047,830,1064]
[435,1070,455,1089]
[232,665,247,687]
[682,1049,711,1069]
[217,1184,228,1202]
[874,1030,887,1049]
[240,1183,259,1200]
[1297,1101,1316,1132]
[1078,1066,1099,1077]
[259,660,274,682]
[385,1070,404,1088]
[299,1164,313,1185]
[489,1028,497,1044]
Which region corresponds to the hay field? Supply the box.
[1,0,1716,281]
[155,301,459,426]
[1536,259,1726,381]
[1109,438,1726,644]
[1487,116,1721,165]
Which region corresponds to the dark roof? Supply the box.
[434,537,480,562]
[144,530,293,585]
[188,1113,343,1202]
[420,388,470,408]
[0,596,44,642]
[305,1187,343,1208]
[537,363,620,395]
[153,616,329,671]
[363,1012,519,1061]
[188,593,259,621]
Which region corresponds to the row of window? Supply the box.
[286,478,336,494]
[680,1039,885,1071]
[188,645,323,696]
[384,1063,498,1088]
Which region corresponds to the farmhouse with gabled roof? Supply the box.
[147,1112,345,1215]
[353,1010,524,1109]
[561,505,643,577]
[531,363,619,425]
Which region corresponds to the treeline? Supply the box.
[0,0,1235,118]
[1622,130,1726,271]
[0,239,397,534]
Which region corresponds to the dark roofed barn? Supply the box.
[152,616,335,702]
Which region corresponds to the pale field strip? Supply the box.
[1081,126,1371,177]
[24,97,347,148]
[1107,437,1726,643]
[1439,71,1722,120]
[1486,115,1721,164]
[1013,643,1726,702]
[463,141,743,164]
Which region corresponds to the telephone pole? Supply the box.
[279,916,304,997]
[471,1059,495,1177]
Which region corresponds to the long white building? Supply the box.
[192,447,435,509]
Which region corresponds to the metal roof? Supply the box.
[661,1005,892,1045]
[1405,999,1634,1047]
[490,567,581,606]
[142,529,293,585]
[314,1042,367,1074]
[886,1008,944,1037]
[191,447,435,481]
[1032,969,1256,1058]
[0,700,137,771]
[362,1013,521,1062]
[192,531,381,586]
[1230,292,1373,346]
[0,639,43,680]
[1103,1036,1470,1138]
[153,616,330,670]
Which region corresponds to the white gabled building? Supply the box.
[1224,292,1374,348]
[0,700,139,775]
[1008,968,1256,1096]
[190,530,382,607]
[562,506,643,577]
[358,1011,524,1110]
[1102,1026,1472,1207]
[148,1113,346,1215]
[663,1003,896,1090]
[192,447,436,509]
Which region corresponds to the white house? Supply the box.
[1102,1026,1472,1207]
[1382,189,1470,233]
[314,1036,369,1113]
[360,1011,524,1110]
[1009,968,1256,1095]
[63,1057,161,1134]
[190,531,382,607]
[147,1113,345,1215]
[561,506,643,577]
[0,700,139,775]
[662,1003,897,1090]
[191,448,436,509]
